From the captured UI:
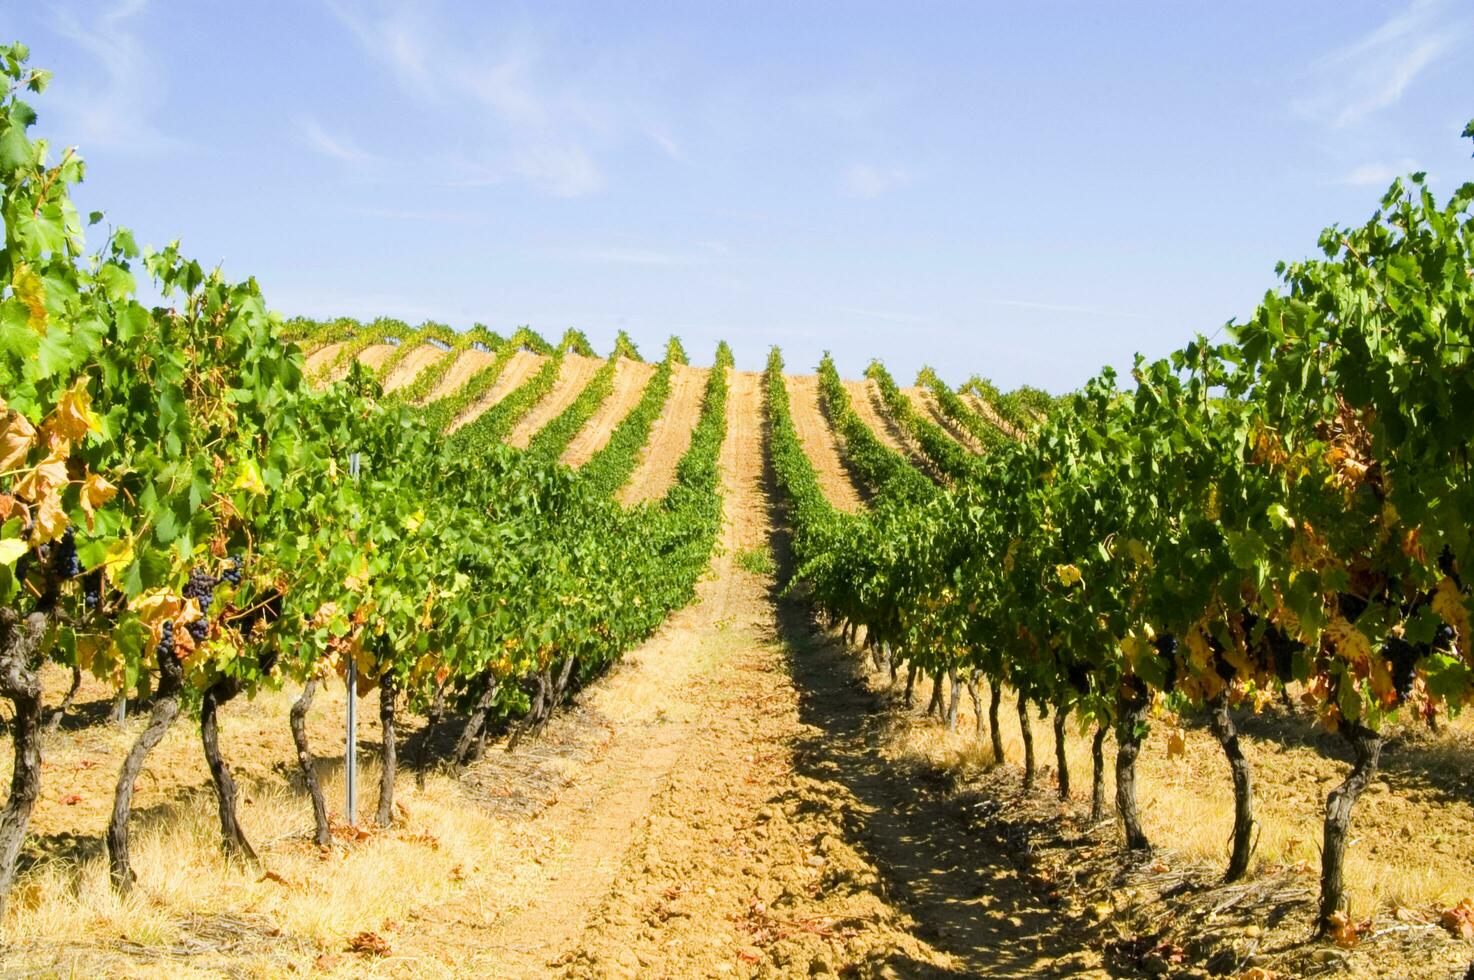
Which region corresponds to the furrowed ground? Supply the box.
[3,343,1474,979]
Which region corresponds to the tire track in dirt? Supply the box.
[448,350,547,433]
[904,385,984,454]
[506,354,606,450]
[561,359,657,467]
[784,375,865,513]
[383,344,448,393]
[618,364,708,506]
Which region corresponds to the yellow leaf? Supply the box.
[13,450,68,503]
[130,589,185,628]
[79,472,118,527]
[404,510,425,534]
[1325,616,1372,666]
[0,409,37,473]
[30,487,67,544]
[12,262,47,334]
[232,459,267,496]
[1432,577,1470,647]
[45,379,102,444]
[1167,730,1186,760]
[101,538,134,588]
[0,539,29,566]
[1055,563,1083,587]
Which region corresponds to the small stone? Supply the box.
[809,955,833,975]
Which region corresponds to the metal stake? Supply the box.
[345,451,361,827]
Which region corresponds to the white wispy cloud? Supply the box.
[299,116,377,163]
[321,2,683,198]
[47,0,183,153]
[1332,157,1420,187]
[841,163,914,199]
[1295,0,1470,128]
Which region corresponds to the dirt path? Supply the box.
[962,393,1021,441]
[383,344,448,393]
[303,342,345,377]
[449,350,547,433]
[382,360,960,978]
[843,379,935,474]
[506,354,606,449]
[904,385,984,454]
[618,364,709,505]
[561,359,657,467]
[425,348,497,403]
[784,375,865,513]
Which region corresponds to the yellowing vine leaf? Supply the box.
[232,459,266,496]
[45,380,102,443]
[1325,616,1372,667]
[79,472,117,527]
[0,539,28,566]
[0,408,37,472]
[12,449,67,503]
[1433,577,1470,646]
[1055,563,1083,587]
[11,262,47,334]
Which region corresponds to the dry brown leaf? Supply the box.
[1326,910,1360,948]
[347,930,391,956]
[1440,899,1474,939]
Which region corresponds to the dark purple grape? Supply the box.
[157,620,176,658]
[51,528,81,580]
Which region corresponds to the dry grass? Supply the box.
[886,680,1474,918]
[0,670,514,976]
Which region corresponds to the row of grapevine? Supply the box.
[0,48,730,913]
[770,125,1474,935]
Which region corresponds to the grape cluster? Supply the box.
[182,567,218,643]
[223,555,243,587]
[51,528,81,579]
[157,620,176,659]
[1384,636,1420,700]
[83,570,103,611]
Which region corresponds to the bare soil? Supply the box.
[904,385,984,454]
[448,350,547,432]
[784,374,865,513]
[425,348,497,404]
[618,363,710,505]
[507,354,606,449]
[383,344,448,393]
[561,359,657,467]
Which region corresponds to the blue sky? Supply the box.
[8,1,1474,390]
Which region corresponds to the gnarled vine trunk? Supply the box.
[417,681,448,789]
[904,663,918,705]
[926,671,945,719]
[1053,706,1070,801]
[107,644,184,889]
[454,675,500,768]
[1090,725,1108,822]
[1318,721,1384,933]
[1115,681,1151,851]
[1207,691,1254,881]
[944,668,961,732]
[201,680,256,860]
[988,682,1004,764]
[966,672,984,739]
[1017,697,1036,791]
[289,679,331,846]
[0,606,49,914]
[376,670,397,827]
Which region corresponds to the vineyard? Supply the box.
[3,44,1474,979]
